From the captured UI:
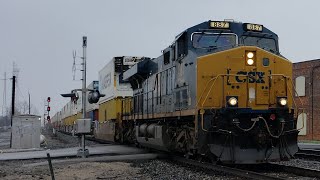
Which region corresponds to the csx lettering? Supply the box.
[235,71,265,83]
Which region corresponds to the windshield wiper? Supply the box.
[207,45,218,52]
[214,31,223,43]
[196,30,206,43]
[262,46,276,53]
[208,45,218,49]
[256,34,267,44]
[242,32,252,41]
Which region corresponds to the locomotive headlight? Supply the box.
[247,59,254,65]
[279,98,287,106]
[247,52,254,58]
[246,51,255,66]
[228,97,238,106]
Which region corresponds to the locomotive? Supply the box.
[52,20,299,164]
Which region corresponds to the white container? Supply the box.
[11,114,41,149]
[99,56,142,104]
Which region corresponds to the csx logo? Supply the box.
[235,71,265,83]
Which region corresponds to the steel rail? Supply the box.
[171,156,285,180]
[268,163,320,179]
[295,149,320,161]
[298,149,320,155]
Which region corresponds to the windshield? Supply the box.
[242,36,277,52]
[192,33,237,49]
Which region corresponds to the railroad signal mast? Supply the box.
[60,36,105,158]
[47,97,51,122]
[78,36,89,158]
[61,36,90,158]
[43,97,51,127]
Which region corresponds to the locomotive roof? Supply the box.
[175,20,278,40]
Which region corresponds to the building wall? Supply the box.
[293,59,320,140]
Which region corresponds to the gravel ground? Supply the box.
[277,158,320,171]
[0,128,11,149]
[0,129,240,179]
[1,128,319,179]
[0,128,100,150]
[132,160,241,180]
[2,158,319,180]
[235,163,317,180]
[0,159,243,180]
[41,128,99,149]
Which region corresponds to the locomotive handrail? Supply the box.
[197,74,250,107]
[268,74,298,108]
[268,74,305,131]
[198,73,248,132]
[196,76,218,107]
[197,73,306,132]
[286,77,305,131]
[198,73,303,108]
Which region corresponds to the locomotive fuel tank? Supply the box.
[136,124,171,151]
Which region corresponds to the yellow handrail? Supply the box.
[197,74,250,108]
[197,72,305,132]
[286,77,305,131]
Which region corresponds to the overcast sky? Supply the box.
[0,0,319,117]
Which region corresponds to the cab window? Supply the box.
[192,33,237,49]
[242,36,277,53]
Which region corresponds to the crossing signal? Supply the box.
[88,90,105,104]
[47,97,51,102]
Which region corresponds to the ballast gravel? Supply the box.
[132,160,242,180]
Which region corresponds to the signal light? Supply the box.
[245,51,256,66]
[228,97,238,106]
[47,97,51,102]
[247,52,254,58]
[47,115,50,120]
[278,98,288,106]
[88,90,105,104]
[47,106,51,111]
[270,114,276,121]
[226,96,238,107]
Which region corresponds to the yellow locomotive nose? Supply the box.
[196,45,297,163]
[197,46,292,110]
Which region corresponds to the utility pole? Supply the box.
[10,75,16,148]
[4,72,7,126]
[2,72,6,117]
[4,73,6,115]
[28,92,30,114]
[11,76,16,122]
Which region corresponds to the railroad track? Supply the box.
[295,149,320,160]
[171,156,285,180]
[267,163,320,179]
[171,156,320,179]
[57,131,320,179]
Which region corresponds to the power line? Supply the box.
[17,83,27,101]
